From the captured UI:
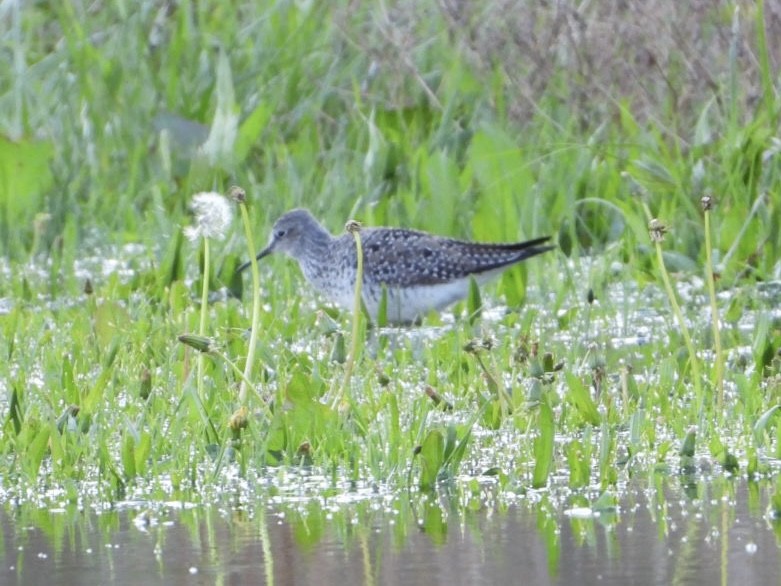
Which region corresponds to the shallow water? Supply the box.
[3,478,779,586]
[3,251,781,584]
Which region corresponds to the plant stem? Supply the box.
[332,223,364,409]
[238,202,261,406]
[217,350,271,416]
[653,241,704,406]
[704,208,724,413]
[197,237,210,402]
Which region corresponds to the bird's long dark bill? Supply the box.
[236,247,272,273]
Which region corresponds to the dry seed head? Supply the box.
[184,192,233,241]
[228,406,250,431]
[648,218,668,243]
[463,339,479,354]
[700,194,715,211]
[228,185,246,203]
[345,219,362,233]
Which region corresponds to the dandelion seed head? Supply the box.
[185,192,233,241]
[648,218,668,243]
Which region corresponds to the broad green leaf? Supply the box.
[770,489,781,519]
[694,97,716,146]
[235,101,273,163]
[467,276,482,323]
[0,136,54,220]
[61,356,79,405]
[532,400,554,488]
[83,367,112,414]
[122,432,136,480]
[754,405,781,446]
[468,125,529,243]
[501,263,527,308]
[418,149,459,235]
[777,421,781,460]
[418,429,445,490]
[752,312,774,374]
[134,431,152,477]
[93,301,131,349]
[565,372,600,426]
[201,50,239,167]
[680,428,696,458]
[26,424,51,479]
[376,285,388,328]
[443,424,471,474]
[593,491,618,512]
[598,419,616,487]
[8,384,22,435]
[566,439,589,488]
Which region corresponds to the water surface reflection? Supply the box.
[2,478,779,585]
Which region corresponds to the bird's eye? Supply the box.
[275,229,287,239]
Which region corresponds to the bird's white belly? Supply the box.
[304,263,502,323]
[362,279,473,323]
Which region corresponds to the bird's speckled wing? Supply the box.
[357,228,553,287]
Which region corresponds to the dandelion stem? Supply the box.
[238,201,261,406]
[183,191,232,405]
[652,239,704,408]
[703,204,724,413]
[332,221,364,409]
[196,237,210,402]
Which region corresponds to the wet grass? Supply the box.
[1,0,781,523]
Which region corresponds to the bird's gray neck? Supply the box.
[296,223,337,271]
